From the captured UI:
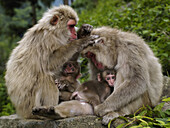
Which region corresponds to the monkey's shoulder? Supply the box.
[82,80,107,89]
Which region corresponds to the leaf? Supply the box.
[136,116,154,121]
[156,118,166,125]
[159,111,166,118]
[138,110,147,116]
[153,102,165,111]
[118,116,129,122]
[107,118,116,128]
[139,119,148,125]
[143,30,150,34]
[116,123,126,128]
[162,97,170,102]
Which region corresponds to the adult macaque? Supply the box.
[32,70,115,118]
[57,61,81,101]
[82,26,163,124]
[5,5,98,119]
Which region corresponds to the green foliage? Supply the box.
[77,0,170,76]
[108,97,170,128]
[0,77,15,116]
[72,0,97,13]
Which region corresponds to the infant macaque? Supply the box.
[33,69,116,119]
[71,69,116,106]
[56,61,81,102]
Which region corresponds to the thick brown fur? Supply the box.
[5,5,97,119]
[82,26,163,124]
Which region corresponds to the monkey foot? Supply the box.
[32,106,63,119]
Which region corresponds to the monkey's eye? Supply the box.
[107,77,110,80]
[69,64,72,67]
[90,53,94,57]
[69,24,75,28]
[112,76,115,79]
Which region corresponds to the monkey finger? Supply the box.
[102,112,121,125]
[94,104,108,116]
[102,115,113,125]
[86,25,93,33]
[90,35,100,40]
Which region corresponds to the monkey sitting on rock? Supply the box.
[32,70,116,118]
[5,5,99,119]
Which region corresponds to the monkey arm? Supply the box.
[95,47,149,116]
[48,37,98,75]
[59,91,72,101]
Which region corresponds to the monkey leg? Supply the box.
[32,101,93,119]
[32,106,63,119]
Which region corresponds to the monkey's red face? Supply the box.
[67,19,77,40]
[105,74,115,87]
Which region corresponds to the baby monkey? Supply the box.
[56,61,81,102]
[71,69,116,107]
[33,69,116,118]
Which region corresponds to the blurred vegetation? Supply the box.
[0,1,169,127]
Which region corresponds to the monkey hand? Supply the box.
[55,79,68,90]
[77,24,93,39]
[102,112,121,125]
[94,103,111,117]
[80,35,100,51]
[32,106,63,119]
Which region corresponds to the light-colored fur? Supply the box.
[53,100,93,117]
[82,26,163,124]
[5,5,86,119]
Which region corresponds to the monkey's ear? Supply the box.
[50,15,59,25]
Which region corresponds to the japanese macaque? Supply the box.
[5,5,98,119]
[98,69,116,88]
[71,69,116,106]
[81,26,163,125]
[32,69,115,118]
[56,61,81,101]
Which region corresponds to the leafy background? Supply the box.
[0,0,169,127]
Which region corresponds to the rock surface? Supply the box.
[0,114,106,128]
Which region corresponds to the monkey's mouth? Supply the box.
[85,51,105,70]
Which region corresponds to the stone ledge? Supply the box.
[0,114,106,128]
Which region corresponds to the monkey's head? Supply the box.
[99,70,116,87]
[38,5,78,42]
[82,27,118,69]
[62,61,81,79]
